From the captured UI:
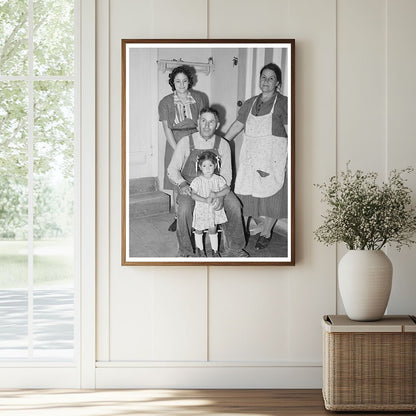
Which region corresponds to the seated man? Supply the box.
[167,107,248,257]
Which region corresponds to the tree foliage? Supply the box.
[33,0,74,76]
[0,0,28,75]
[0,0,74,240]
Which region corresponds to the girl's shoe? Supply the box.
[211,250,221,258]
[196,248,206,257]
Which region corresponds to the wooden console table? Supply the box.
[322,315,416,411]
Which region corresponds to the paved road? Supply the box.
[0,288,74,360]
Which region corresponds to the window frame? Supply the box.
[0,0,96,388]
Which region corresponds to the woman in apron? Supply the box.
[224,63,288,250]
[158,65,208,231]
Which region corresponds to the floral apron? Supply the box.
[234,95,287,198]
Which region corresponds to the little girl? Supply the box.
[190,151,230,257]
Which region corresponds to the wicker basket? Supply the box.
[322,315,416,411]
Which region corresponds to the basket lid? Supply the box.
[322,315,416,333]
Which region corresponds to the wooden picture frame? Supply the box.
[122,39,295,265]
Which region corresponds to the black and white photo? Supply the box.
[122,40,295,265]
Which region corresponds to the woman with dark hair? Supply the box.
[158,65,208,231]
[224,63,288,250]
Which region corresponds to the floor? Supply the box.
[0,389,413,415]
[129,213,287,258]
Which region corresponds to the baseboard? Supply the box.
[0,364,323,388]
[95,364,322,389]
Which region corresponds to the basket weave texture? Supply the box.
[322,315,416,411]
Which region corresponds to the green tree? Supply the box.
[0,0,74,240]
[0,177,27,238]
[0,0,28,75]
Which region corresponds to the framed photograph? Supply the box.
[122,39,295,265]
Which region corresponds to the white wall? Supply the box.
[96,0,416,388]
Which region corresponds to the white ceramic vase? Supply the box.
[338,250,393,321]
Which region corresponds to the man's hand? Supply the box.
[211,195,224,211]
[179,184,192,196]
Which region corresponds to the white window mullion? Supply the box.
[79,0,96,387]
[27,0,35,359]
[73,0,81,369]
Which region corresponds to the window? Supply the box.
[0,0,77,361]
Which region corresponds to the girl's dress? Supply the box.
[190,174,228,230]
[158,90,208,189]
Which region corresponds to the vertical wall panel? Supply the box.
[386,0,416,313]
[151,273,207,361]
[110,271,155,359]
[111,269,207,361]
[150,0,207,38]
[209,268,290,361]
[96,0,110,362]
[209,0,290,38]
[337,0,387,171]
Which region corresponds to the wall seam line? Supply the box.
[208,0,210,39]
[106,0,111,363]
[385,0,389,178]
[206,266,210,362]
[335,0,339,314]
